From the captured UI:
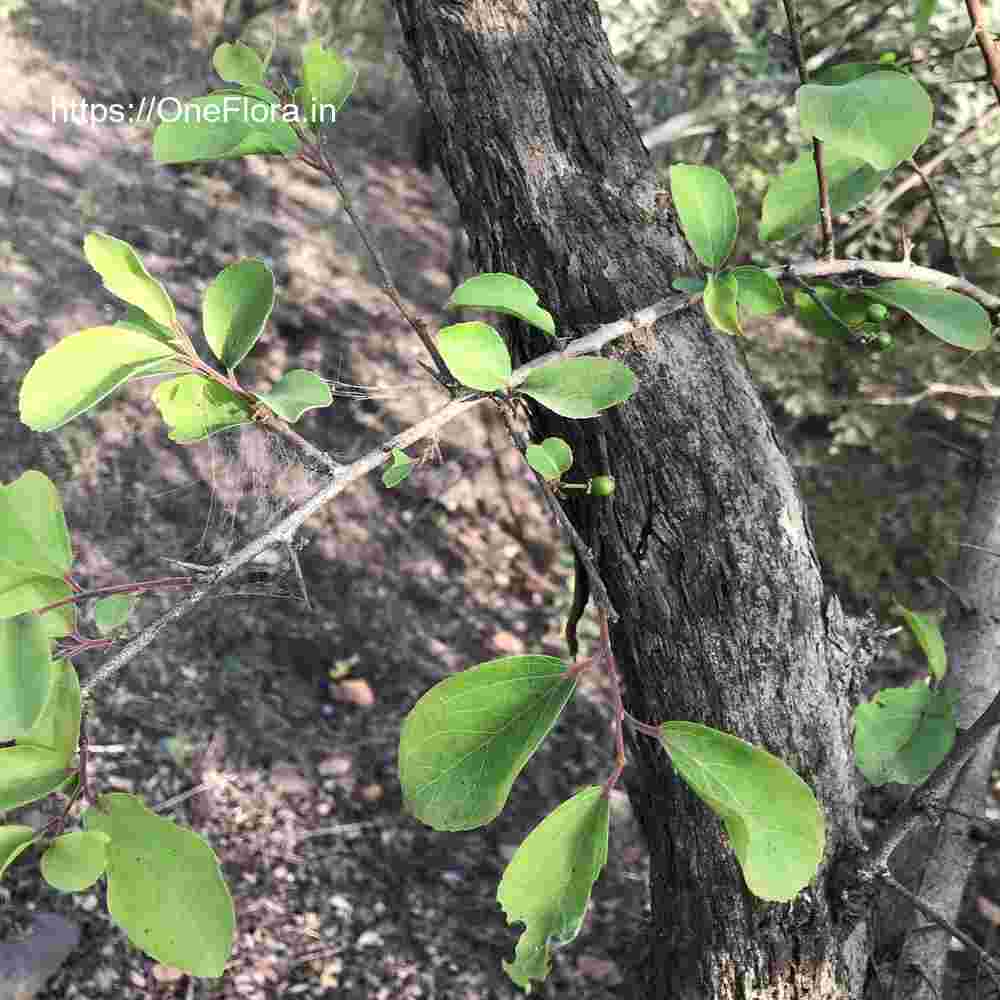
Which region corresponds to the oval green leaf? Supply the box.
[21,658,81,762]
[299,40,357,125]
[0,613,53,742]
[862,280,992,351]
[659,722,825,901]
[853,684,956,785]
[0,567,73,626]
[704,273,742,336]
[497,786,609,992]
[83,233,177,330]
[85,793,235,977]
[398,655,576,831]
[0,471,73,576]
[19,326,179,433]
[94,594,137,635]
[41,831,110,892]
[0,744,74,812]
[255,369,333,423]
[153,93,301,164]
[382,448,414,489]
[202,258,275,370]
[212,41,265,88]
[519,358,637,418]
[437,322,513,391]
[730,266,784,316]
[151,375,253,443]
[0,826,36,879]
[446,274,556,339]
[525,437,573,481]
[669,164,738,270]
[892,603,947,680]
[672,276,707,294]
[760,147,888,242]
[797,71,932,169]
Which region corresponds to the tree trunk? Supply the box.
[392,1,871,995]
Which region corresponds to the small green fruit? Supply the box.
[589,475,616,497]
[866,303,889,322]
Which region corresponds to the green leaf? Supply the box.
[892,603,947,680]
[114,305,179,345]
[398,655,576,831]
[669,164,738,269]
[0,568,72,625]
[446,274,556,339]
[703,273,742,336]
[0,744,74,812]
[672,276,707,294]
[915,0,937,33]
[0,613,53,741]
[797,72,933,169]
[853,684,956,785]
[811,62,894,86]
[83,233,177,331]
[41,831,110,892]
[151,375,253,443]
[862,280,992,351]
[519,358,637,419]
[299,39,357,125]
[255,370,333,423]
[497,786,609,991]
[382,449,414,489]
[94,595,137,635]
[659,722,825,901]
[525,437,573,481]
[21,658,81,762]
[730,266,784,316]
[0,471,73,577]
[437,322,513,391]
[19,326,179,433]
[0,826,36,879]
[212,41,265,88]
[760,147,887,242]
[793,286,869,339]
[85,793,235,977]
[153,93,301,164]
[202,258,275,369]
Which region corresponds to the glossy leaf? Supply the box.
[0,826,36,879]
[730,266,784,316]
[398,655,576,831]
[659,722,825,901]
[19,327,179,433]
[760,147,887,242]
[0,744,74,812]
[525,437,573,481]
[853,684,956,785]
[382,449,414,489]
[255,370,333,423]
[83,233,177,330]
[202,259,275,369]
[519,358,637,419]
[0,613,53,741]
[41,831,110,892]
[151,375,253,443]
[153,93,300,164]
[21,658,81,762]
[299,40,357,125]
[212,41,265,88]
[862,280,992,351]
[703,273,742,336]
[446,274,556,339]
[0,471,72,577]
[669,164,738,269]
[85,794,235,977]
[438,322,513,391]
[497,786,609,991]
[797,71,932,169]
[892,603,946,680]
[94,595,137,635]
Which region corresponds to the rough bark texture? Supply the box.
[392,2,870,995]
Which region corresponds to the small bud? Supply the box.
[588,475,616,497]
